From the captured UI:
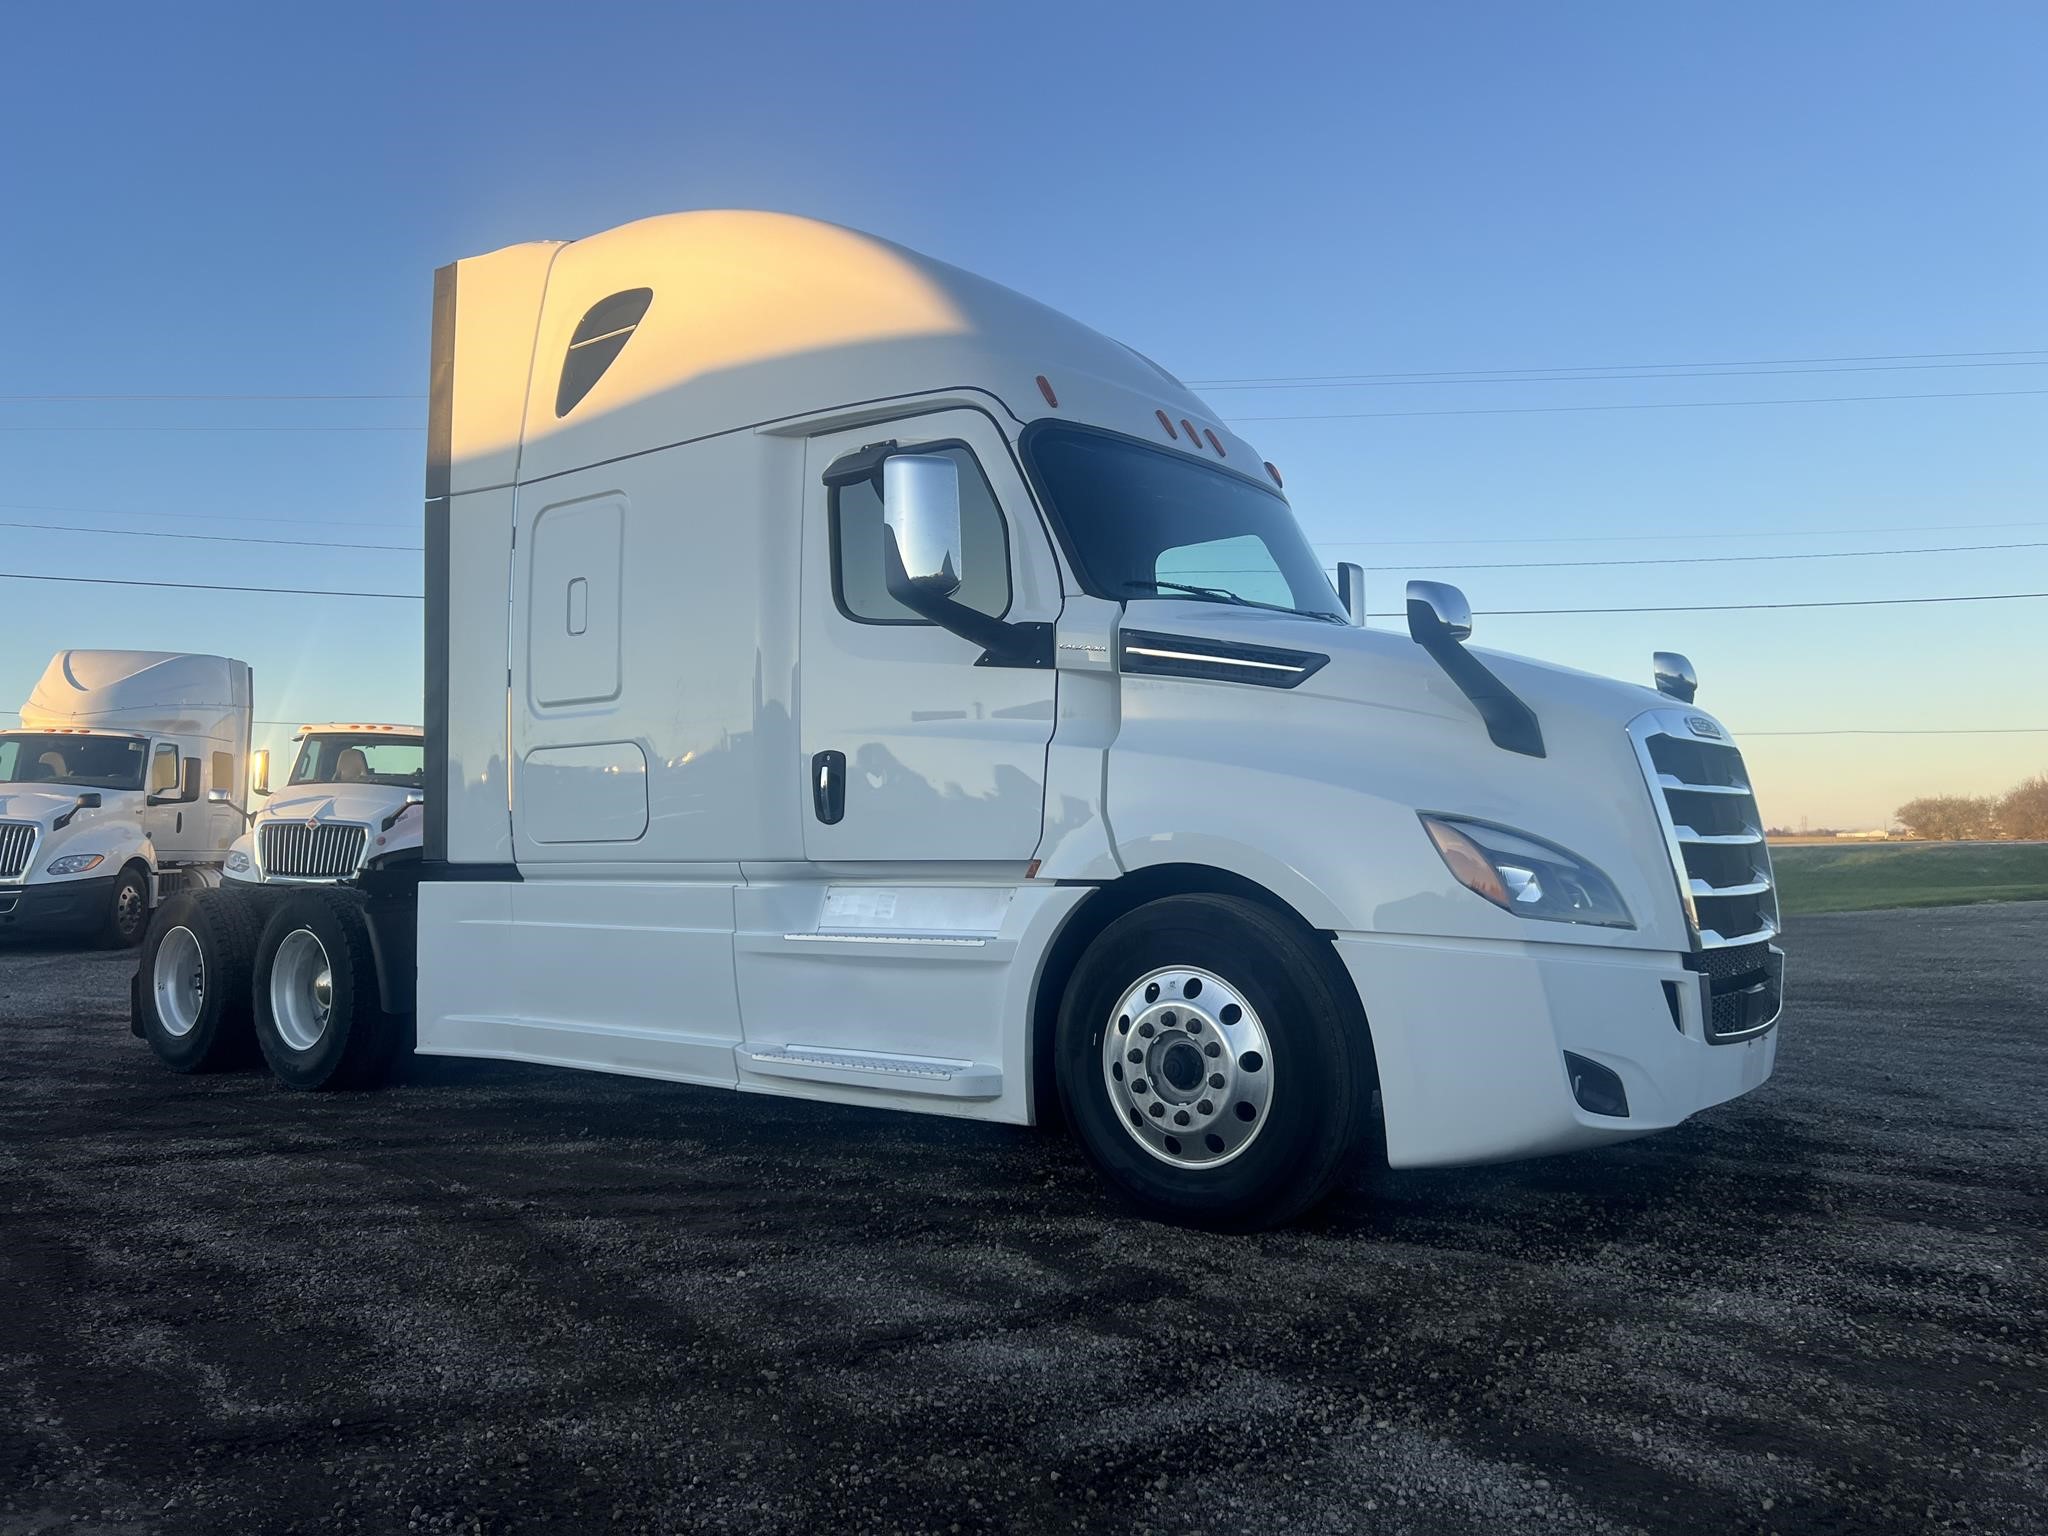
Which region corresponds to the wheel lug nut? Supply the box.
[1132,1078,1148,1095]
[1209,1072,1225,1089]
[1197,1099,1213,1115]
[1138,1022,1155,1038]
[1128,1048,1142,1064]
[1204,1042,1221,1058]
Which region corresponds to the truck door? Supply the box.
[799,410,1061,864]
[142,740,200,860]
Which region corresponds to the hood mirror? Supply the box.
[76,792,102,809]
[1405,580,1473,644]
[1653,651,1697,703]
[1336,562,1367,627]
[206,788,230,804]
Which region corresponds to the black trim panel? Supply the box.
[423,262,456,864]
[1118,629,1328,689]
[414,861,523,883]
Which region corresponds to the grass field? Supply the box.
[1771,841,2048,914]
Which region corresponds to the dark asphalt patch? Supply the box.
[2,907,2043,1535]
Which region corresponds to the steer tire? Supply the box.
[102,862,152,949]
[136,888,262,1072]
[252,890,400,1091]
[1054,894,1377,1231]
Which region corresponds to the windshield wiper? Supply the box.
[1122,579,1348,624]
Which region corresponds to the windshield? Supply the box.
[288,735,425,789]
[0,732,150,791]
[1025,425,1345,620]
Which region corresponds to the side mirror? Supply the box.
[1653,651,1697,704]
[881,454,964,600]
[251,747,271,797]
[207,788,230,805]
[1336,562,1367,627]
[1405,580,1473,645]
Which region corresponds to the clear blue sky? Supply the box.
[2,2,2042,827]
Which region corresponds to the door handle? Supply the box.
[812,750,846,825]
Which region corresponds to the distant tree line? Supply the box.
[1896,773,2048,841]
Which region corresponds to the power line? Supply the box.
[1741,728,2048,736]
[1315,518,2048,549]
[1199,359,2048,391]
[1394,539,2048,572]
[6,570,2045,617]
[0,500,416,530]
[0,392,420,402]
[0,572,421,600]
[1185,348,2048,386]
[0,424,422,433]
[1229,388,2048,424]
[0,519,419,552]
[1363,591,2048,619]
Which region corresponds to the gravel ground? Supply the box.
[2,905,2043,1536]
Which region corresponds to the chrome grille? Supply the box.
[0,821,35,880]
[260,821,367,879]
[1629,711,1779,950]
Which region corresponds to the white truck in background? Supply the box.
[224,724,425,886]
[131,211,1784,1228]
[1,650,251,946]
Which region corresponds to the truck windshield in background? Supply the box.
[1025,425,1347,621]
[0,732,150,790]
[288,736,425,789]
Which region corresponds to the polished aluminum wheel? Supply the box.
[1100,965,1274,1168]
[152,925,205,1038]
[270,928,334,1052]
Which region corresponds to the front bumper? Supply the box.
[1333,932,1780,1168]
[0,874,117,937]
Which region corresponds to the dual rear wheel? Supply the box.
[137,887,400,1089]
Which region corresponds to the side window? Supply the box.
[831,444,1011,624]
[211,751,234,791]
[556,289,653,417]
[149,743,180,795]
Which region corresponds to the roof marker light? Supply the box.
[1203,428,1226,457]
[1265,461,1284,487]
[1180,418,1200,445]
[1036,375,1059,409]
[1156,410,1179,439]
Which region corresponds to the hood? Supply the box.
[258,783,418,828]
[0,786,136,826]
[1111,600,1719,949]
[1123,600,1681,737]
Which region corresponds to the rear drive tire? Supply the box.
[1054,894,1376,1231]
[136,888,262,1071]
[252,890,399,1090]
[102,862,151,949]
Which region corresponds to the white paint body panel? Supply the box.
[412,210,1779,1167]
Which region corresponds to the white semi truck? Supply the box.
[2,650,252,946]
[223,723,425,886]
[133,211,1783,1227]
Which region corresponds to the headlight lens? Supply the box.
[1421,816,1633,929]
[226,850,252,873]
[46,853,105,876]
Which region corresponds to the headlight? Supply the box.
[1420,815,1633,929]
[226,850,252,873]
[45,853,105,876]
